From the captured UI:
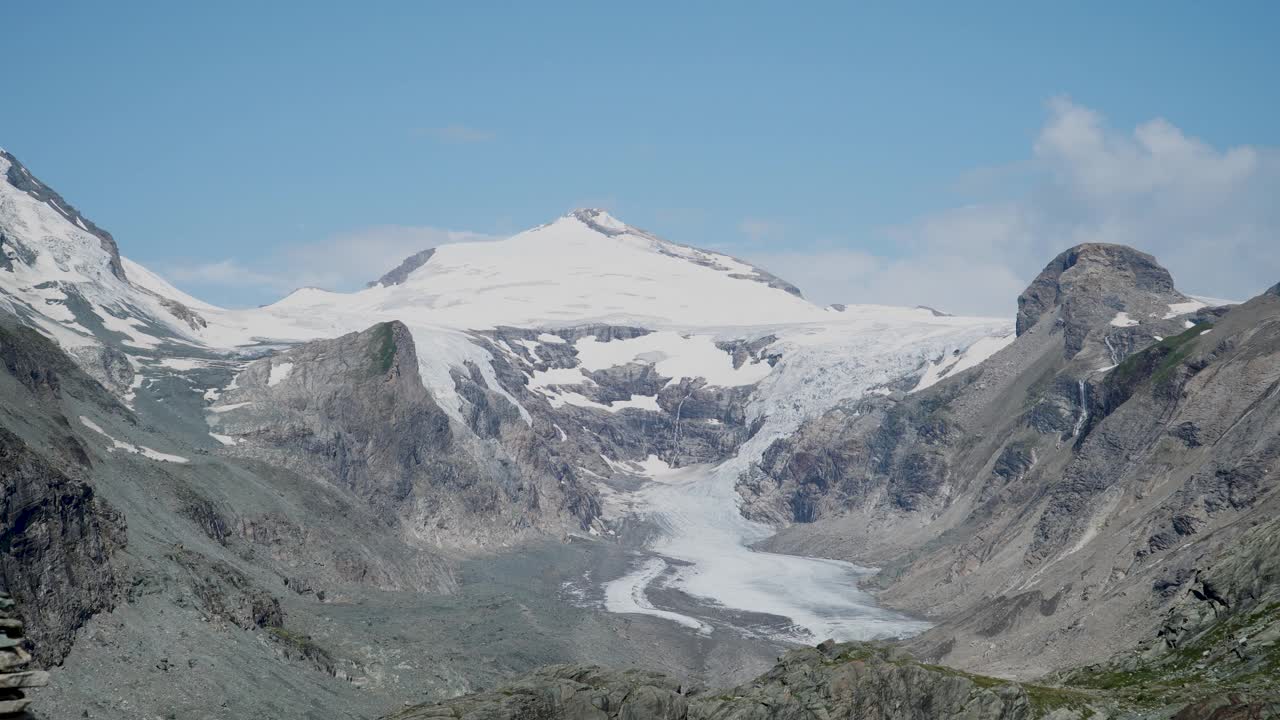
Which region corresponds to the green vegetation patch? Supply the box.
[369,322,398,373]
[266,625,335,667]
[1025,684,1096,718]
[1110,322,1213,388]
[1062,601,1280,709]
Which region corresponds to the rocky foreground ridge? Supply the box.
[385,638,1280,720]
[384,641,1048,720]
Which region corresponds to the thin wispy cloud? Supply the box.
[748,97,1280,316]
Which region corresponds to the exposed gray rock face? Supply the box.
[370,248,436,287]
[0,593,51,717]
[450,325,767,497]
[66,343,135,397]
[384,641,1063,720]
[1,150,127,282]
[917,305,953,317]
[207,321,601,551]
[744,244,1280,681]
[151,293,207,330]
[1049,514,1280,711]
[0,322,125,665]
[0,427,123,666]
[1015,243,1185,356]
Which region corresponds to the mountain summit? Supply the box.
[274,208,815,334]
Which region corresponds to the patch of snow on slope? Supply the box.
[93,303,163,348]
[209,401,253,413]
[1110,311,1139,327]
[607,394,662,412]
[575,332,771,387]
[912,330,1016,392]
[268,361,293,386]
[529,366,590,390]
[544,390,662,413]
[79,416,189,464]
[157,358,210,371]
[1164,300,1207,319]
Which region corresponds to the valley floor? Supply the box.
[35,537,797,720]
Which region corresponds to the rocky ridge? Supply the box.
[384,641,1080,720]
[742,244,1280,696]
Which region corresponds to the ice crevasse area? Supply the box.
[598,317,1015,643]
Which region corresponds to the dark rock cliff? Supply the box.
[0,322,126,665]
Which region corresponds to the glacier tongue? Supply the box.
[600,312,1011,641]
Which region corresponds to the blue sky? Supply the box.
[4,1,1278,312]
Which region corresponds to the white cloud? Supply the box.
[750,98,1280,316]
[162,225,505,306]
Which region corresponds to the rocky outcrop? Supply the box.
[1015,243,1184,356]
[473,326,763,471]
[0,427,123,665]
[208,321,600,548]
[0,594,50,718]
[370,248,436,287]
[0,322,126,666]
[384,641,1092,720]
[1055,513,1280,711]
[386,664,689,720]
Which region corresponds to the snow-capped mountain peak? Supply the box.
[0,150,207,357]
[564,207,630,235]
[307,208,818,331]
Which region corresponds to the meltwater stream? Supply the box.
[602,459,932,643]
